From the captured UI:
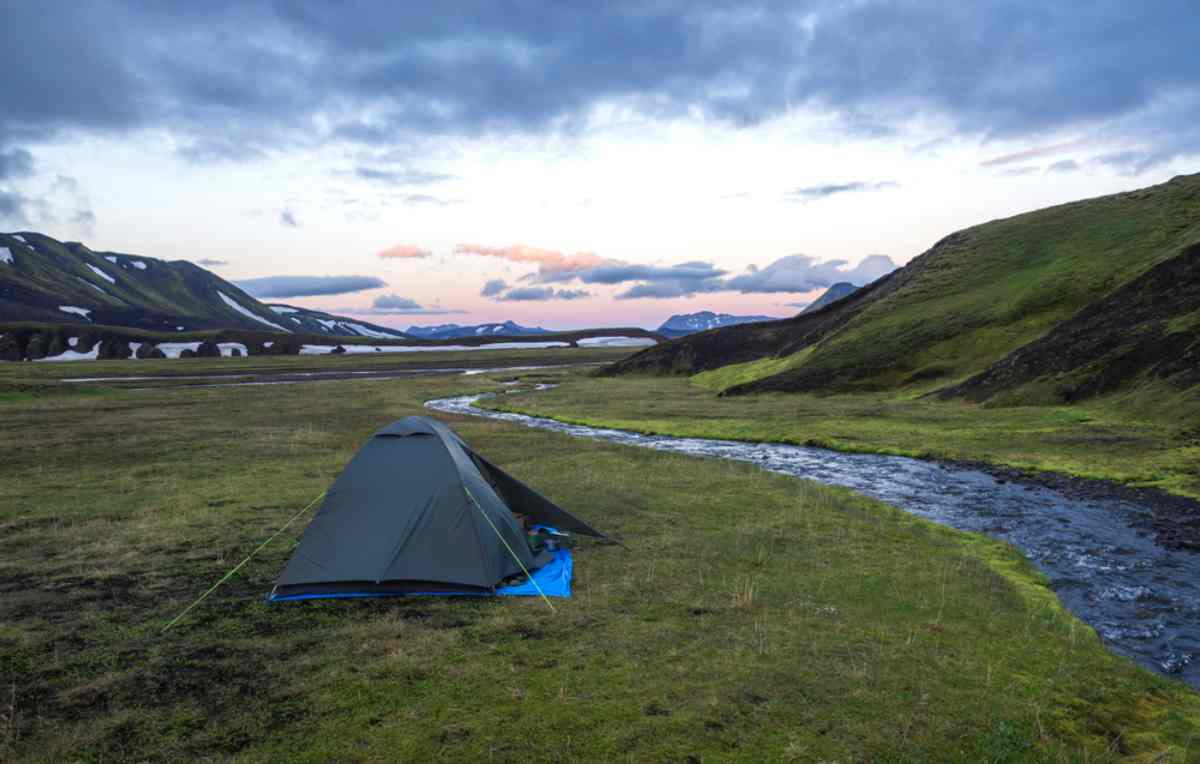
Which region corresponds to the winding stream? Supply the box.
[427,392,1200,689]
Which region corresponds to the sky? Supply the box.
[2,2,1198,330]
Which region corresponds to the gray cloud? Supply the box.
[196,258,229,266]
[280,208,299,227]
[541,252,897,299]
[0,148,34,179]
[580,261,726,285]
[334,293,466,315]
[496,286,592,302]
[1,3,1197,173]
[725,254,896,294]
[236,275,386,298]
[480,278,507,297]
[616,281,715,300]
[397,193,460,206]
[72,208,97,234]
[372,294,421,311]
[0,190,29,224]
[782,181,898,203]
[1046,159,1080,174]
[177,139,267,164]
[355,166,455,185]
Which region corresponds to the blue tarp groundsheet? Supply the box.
[496,548,572,599]
[268,547,573,602]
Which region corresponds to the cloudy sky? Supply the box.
[2,2,1198,329]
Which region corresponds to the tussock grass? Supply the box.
[0,364,1198,760]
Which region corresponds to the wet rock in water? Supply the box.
[196,340,222,358]
[1162,653,1193,674]
[136,342,166,359]
[331,345,347,354]
[98,339,132,359]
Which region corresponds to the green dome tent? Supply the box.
[269,416,608,601]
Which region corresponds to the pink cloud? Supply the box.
[454,242,611,279]
[378,244,432,259]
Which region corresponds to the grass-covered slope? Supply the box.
[2,369,1199,761]
[943,242,1200,405]
[608,173,1200,402]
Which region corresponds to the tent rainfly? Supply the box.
[269,415,607,600]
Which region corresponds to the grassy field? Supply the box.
[488,374,1200,500]
[2,359,1200,761]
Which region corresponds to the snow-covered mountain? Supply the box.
[406,321,550,339]
[656,311,780,338]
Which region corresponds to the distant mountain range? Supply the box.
[406,321,551,339]
[0,231,406,338]
[657,311,780,338]
[801,282,859,313]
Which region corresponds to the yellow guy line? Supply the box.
[161,491,327,632]
[465,487,556,612]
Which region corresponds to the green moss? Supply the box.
[690,348,812,391]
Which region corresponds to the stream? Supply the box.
[426,392,1200,689]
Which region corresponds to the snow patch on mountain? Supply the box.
[59,306,92,319]
[0,247,12,265]
[87,264,117,284]
[217,291,290,332]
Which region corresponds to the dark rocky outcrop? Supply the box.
[0,333,21,361]
[331,345,347,354]
[98,339,133,360]
[196,340,222,358]
[136,342,166,359]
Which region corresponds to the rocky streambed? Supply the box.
[427,392,1200,689]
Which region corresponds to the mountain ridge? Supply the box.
[656,310,780,338]
[406,321,550,339]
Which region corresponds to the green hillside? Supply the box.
[0,232,295,333]
[607,173,1200,404]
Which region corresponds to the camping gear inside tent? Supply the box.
[268,415,607,601]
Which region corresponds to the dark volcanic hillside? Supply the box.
[0,232,297,332]
[0,232,408,338]
[605,172,1200,402]
[942,242,1200,404]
